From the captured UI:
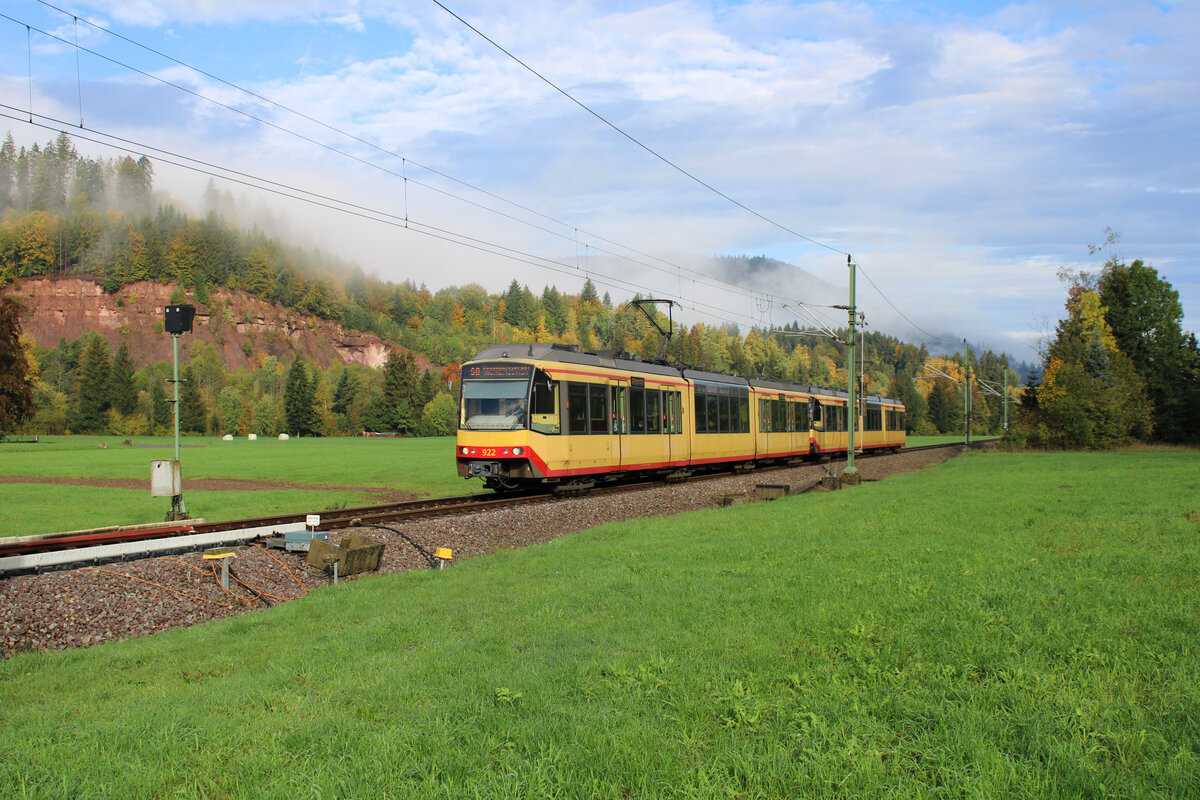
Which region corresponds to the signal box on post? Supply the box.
[164,304,196,334]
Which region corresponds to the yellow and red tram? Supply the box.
[456,343,905,491]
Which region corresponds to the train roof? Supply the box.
[748,377,826,395]
[682,368,749,387]
[466,344,904,407]
[467,343,681,379]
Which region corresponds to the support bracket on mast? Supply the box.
[630,299,677,361]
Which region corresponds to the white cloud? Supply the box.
[6,0,1195,361]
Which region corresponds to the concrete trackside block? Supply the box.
[754,484,791,500]
[307,532,384,576]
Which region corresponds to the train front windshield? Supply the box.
[460,363,533,431]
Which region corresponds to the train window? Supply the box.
[460,377,529,431]
[667,392,682,434]
[695,382,749,434]
[589,385,608,434]
[865,403,883,432]
[629,387,646,433]
[646,390,661,433]
[820,402,846,432]
[567,383,588,434]
[811,401,823,430]
[530,373,560,434]
[758,399,769,432]
[793,401,810,431]
[611,386,628,434]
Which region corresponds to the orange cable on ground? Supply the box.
[83,566,234,608]
[251,544,309,601]
[163,555,258,602]
[84,546,311,609]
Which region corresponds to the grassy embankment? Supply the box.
[1,448,1197,798]
[0,434,963,538]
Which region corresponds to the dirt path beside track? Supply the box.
[0,475,419,504]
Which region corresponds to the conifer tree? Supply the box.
[331,369,359,423]
[73,334,112,433]
[178,364,207,434]
[580,278,599,305]
[149,381,171,433]
[1099,259,1199,442]
[110,342,138,416]
[381,349,418,434]
[926,382,952,434]
[283,357,319,436]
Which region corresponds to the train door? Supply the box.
[664,388,687,467]
[566,381,616,474]
[617,381,670,473]
[611,385,627,471]
[758,396,774,456]
[644,385,670,469]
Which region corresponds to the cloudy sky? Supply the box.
[2,0,1197,362]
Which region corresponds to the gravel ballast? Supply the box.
[0,447,962,658]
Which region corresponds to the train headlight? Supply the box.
[512,447,524,456]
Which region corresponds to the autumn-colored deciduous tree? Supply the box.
[1020,272,1154,448]
[0,295,34,437]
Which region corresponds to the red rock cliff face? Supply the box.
[4,278,434,372]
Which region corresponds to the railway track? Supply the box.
[1,440,979,575]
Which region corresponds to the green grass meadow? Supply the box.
[1,447,1198,798]
[0,435,466,536]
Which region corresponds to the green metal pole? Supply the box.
[170,332,186,519]
[1003,367,1008,432]
[962,339,972,449]
[173,333,180,462]
[845,256,858,477]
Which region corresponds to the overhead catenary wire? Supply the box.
[432,0,963,347]
[14,6,787,318]
[429,0,848,259]
[5,8,843,335]
[0,107,769,333]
